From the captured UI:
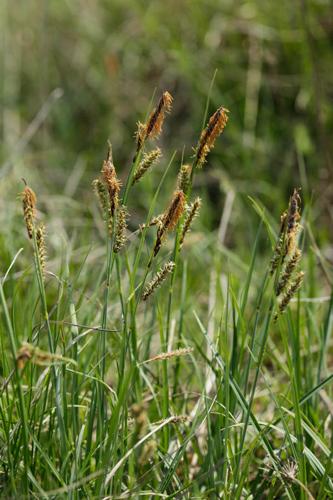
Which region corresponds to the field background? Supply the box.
[1,0,333,498]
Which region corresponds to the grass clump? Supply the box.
[0,88,332,500]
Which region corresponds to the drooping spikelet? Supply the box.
[132,148,162,185]
[21,185,37,238]
[177,164,192,194]
[196,106,229,166]
[286,188,301,255]
[36,223,47,278]
[142,261,175,300]
[276,248,301,297]
[16,342,76,370]
[153,190,186,256]
[179,197,202,248]
[136,91,173,150]
[142,347,193,363]
[274,271,304,321]
[269,211,287,275]
[113,205,128,253]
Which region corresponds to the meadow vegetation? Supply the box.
[0,0,333,498]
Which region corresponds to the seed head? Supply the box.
[92,178,109,218]
[136,91,173,150]
[286,188,301,255]
[180,197,202,248]
[142,261,175,301]
[16,342,75,369]
[132,148,162,185]
[276,248,301,296]
[177,164,192,194]
[196,106,229,166]
[143,347,193,362]
[36,223,47,279]
[21,185,37,238]
[101,152,121,217]
[275,271,304,320]
[113,205,128,253]
[270,211,288,275]
[153,190,186,256]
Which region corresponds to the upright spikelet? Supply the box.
[21,185,37,238]
[101,149,121,217]
[286,188,301,255]
[270,211,287,275]
[92,178,109,218]
[196,106,229,166]
[136,91,173,150]
[276,248,301,297]
[179,197,201,248]
[132,148,161,184]
[142,261,175,301]
[92,143,122,236]
[153,190,185,256]
[113,205,128,253]
[36,224,47,278]
[271,189,304,320]
[177,164,192,194]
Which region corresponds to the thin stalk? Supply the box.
[31,230,68,458]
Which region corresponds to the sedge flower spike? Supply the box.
[196,106,229,166]
[136,91,173,150]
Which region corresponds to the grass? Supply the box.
[0,87,332,499]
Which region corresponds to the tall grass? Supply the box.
[0,89,333,499]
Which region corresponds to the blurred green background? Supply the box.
[0,0,332,253]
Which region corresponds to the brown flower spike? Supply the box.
[136,91,173,150]
[196,106,229,166]
[154,190,185,256]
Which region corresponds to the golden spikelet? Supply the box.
[177,164,192,194]
[132,148,162,185]
[142,261,175,301]
[113,205,128,253]
[269,211,288,275]
[179,197,202,248]
[36,224,47,278]
[271,189,304,320]
[92,178,109,218]
[21,185,37,238]
[196,106,229,166]
[142,347,193,363]
[153,190,186,256]
[136,91,173,149]
[101,156,121,217]
[286,188,301,255]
